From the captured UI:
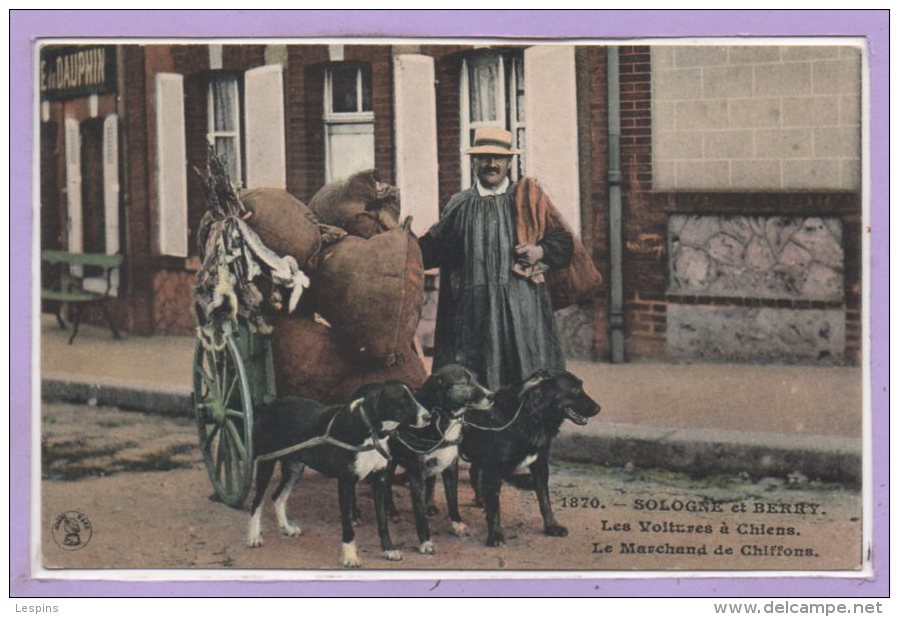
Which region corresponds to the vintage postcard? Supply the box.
[10,9,889,598]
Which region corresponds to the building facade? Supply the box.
[39,42,863,364]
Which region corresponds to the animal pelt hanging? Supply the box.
[193,148,310,350]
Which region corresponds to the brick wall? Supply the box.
[619,45,666,359]
[425,47,464,209]
[345,45,395,184]
[576,46,610,359]
[121,45,154,334]
[652,45,862,191]
[284,45,329,202]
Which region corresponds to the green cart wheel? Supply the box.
[193,332,255,508]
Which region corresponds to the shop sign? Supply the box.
[40,45,116,100]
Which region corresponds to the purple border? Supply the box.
[11,9,888,598]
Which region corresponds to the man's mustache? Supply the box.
[482,167,501,173]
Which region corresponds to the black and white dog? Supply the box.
[460,370,601,547]
[247,381,430,567]
[384,364,493,554]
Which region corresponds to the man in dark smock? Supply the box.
[419,128,573,390]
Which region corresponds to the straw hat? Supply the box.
[464,127,521,156]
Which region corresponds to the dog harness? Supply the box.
[394,411,464,455]
[254,401,393,463]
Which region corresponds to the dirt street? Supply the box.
[41,403,863,572]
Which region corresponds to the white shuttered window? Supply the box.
[244,64,286,189]
[156,73,189,258]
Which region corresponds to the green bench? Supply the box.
[41,250,124,344]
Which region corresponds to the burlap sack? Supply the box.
[239,188,322,268]
[308,169,401,238]
[270,313,352,402]
[324,345,428,404]
[311,219,423,366]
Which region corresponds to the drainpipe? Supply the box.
[607,47,625,363]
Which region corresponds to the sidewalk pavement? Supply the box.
[39,315,864,485]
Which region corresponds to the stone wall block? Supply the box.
[728,98,781,128]
[667,305,846,363]
[745,235,776,271]
[675,100,729,130]
[676,160,730,188]
[674,214,721,246]
[792,217,844,269]
[780,46,841,62]
[656,130,703,159]
[675,46,729,68]
[702,65,754,99]
[707,232,745,266]
[720,217,754,244]
[782,159,841,189]
[814,126,861,158]
[778,241,814,270]
[754,62,811,97]
[812,59,861,95]
[651,46,676,70]
[672,246,718,290]
[728,46,781,64]
[705,130,754,159]
[755,128,813,159]
[766,216,803,254]
[801,263,843,300]
[653,67,703,101]
[731,160,782,188]
[782,96,841,127]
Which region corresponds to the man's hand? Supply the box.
[514,243,544,266]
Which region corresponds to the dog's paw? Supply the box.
[383,549,403,561]
[247,534,263,548]
[544,524,568,537]
[247,513,263,547]
[486,532,506,547]
[451,521,470,537]
[419,541,435,555]
[279,520,302,537]
[342,543,361,568]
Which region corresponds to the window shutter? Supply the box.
[244,64,286,189]
[156,73,188,257]
[523,46,581,233]
[64,116,82,255]
[102,114,120,255]
[102,114,120,294]
[393,54,439,236]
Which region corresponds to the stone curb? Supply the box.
[42,376,861,486]
[42,376,192,417]
[558,423,861,487]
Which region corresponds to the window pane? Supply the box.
[214,136,240,183]
[468,54,498,123]
[516,128,526,177]
[360,66,372,112]
[210,78,237,132]
[515,56,525,122]
[331,65,359,113]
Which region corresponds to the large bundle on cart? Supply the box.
[310,218,424,365]
[271,312,427,404]
[239,187,323,270]
[193,148,311,350]
[308,169,401,239]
